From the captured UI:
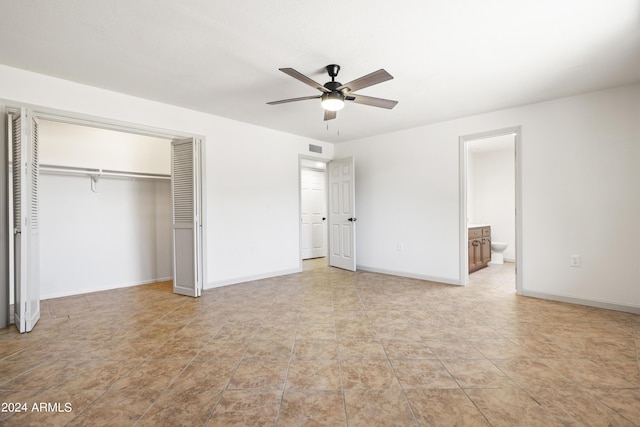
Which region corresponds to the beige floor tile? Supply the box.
[468,338,534,360]
[596,357,640,386]
[0,358,44,385]
[391,359,459,389]
[1,359,91,390]
[228,360,288,390]
[207,390,282,426]
[335,321,377,339]
[278,390,346,426]
[465,388,564,426]
[341,359,399,389]
[110,360,188,390]
[147,339,206,360]
[66,389,161,427]
[296,323,336,340]
[210,324,258,341]
[528,388,636,426]
[292,339,338,360]
[405,389,489,425]
[541,358,636,388]
[286,359,342,390]
[344,389,417,426]
[244,339,293,361]
[493,358,575,388]
[137,388,221,427]
[253,325,298,341]
[103,339,164,361]
[54,360,138,391]
[440,358,517,388]
[338,338,387,359]
[170,360,237,390]
[382,339,436,359]
[196,339,249,361]
[588,389,640,425]
[422,338,487,359]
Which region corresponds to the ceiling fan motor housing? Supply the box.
[324,81,342,91]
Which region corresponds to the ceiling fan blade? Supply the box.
[267,95,321,105]
[337,69,393,93]
[324,110,337,121]
[348,94,398,109]
[279,68,331,93]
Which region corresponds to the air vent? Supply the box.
[309,144,322,154]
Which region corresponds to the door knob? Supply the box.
[347,218,357,222]
[322,217,326,221]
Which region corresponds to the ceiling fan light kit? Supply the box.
[321,91,345,111]
[267,64,398,121]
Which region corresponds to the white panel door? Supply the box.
[301,168,326,259]
[171,138,203,297]
[328,157,356,271]
[11,108,40,333]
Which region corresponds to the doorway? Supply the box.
[299,156,358,272]
[459,127,523,293]
[300,158,328,261]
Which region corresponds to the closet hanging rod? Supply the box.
[39,164,170,180]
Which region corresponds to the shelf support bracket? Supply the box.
[90,169,102,193]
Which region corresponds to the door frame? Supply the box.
[1,106,8,328]
[298,155,329,270]
[458,126,523,294]
[1,101,208,328]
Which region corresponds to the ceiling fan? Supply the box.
[267,64,398,121]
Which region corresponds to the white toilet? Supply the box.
[490,242,508,265]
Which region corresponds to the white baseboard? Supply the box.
[206,267,302,289]
[356,265,461,286]
[522,290,640,315]
[40,276,174,300]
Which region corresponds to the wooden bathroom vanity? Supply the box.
[468,225,491,272]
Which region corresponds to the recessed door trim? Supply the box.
[459,126,523,294]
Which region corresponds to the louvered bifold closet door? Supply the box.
[171,138,203,297]
[11,107,40,332]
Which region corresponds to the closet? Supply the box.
[23,119,173,300]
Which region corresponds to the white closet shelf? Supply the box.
[39,164,170,181]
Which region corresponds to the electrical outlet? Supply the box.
[397,242,404,252]
[570,254,581,267]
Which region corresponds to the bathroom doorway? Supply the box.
[459,127,522,294]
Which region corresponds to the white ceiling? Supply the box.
[1,1,639,143]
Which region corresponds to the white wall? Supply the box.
[336,83,640,311]
[0,64,334,295]
[40,176,172,299]
[468,147,516,261]
[39,119,170,174]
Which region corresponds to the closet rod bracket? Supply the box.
[90,169,102,193]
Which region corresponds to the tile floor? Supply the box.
[1,260,639,426]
